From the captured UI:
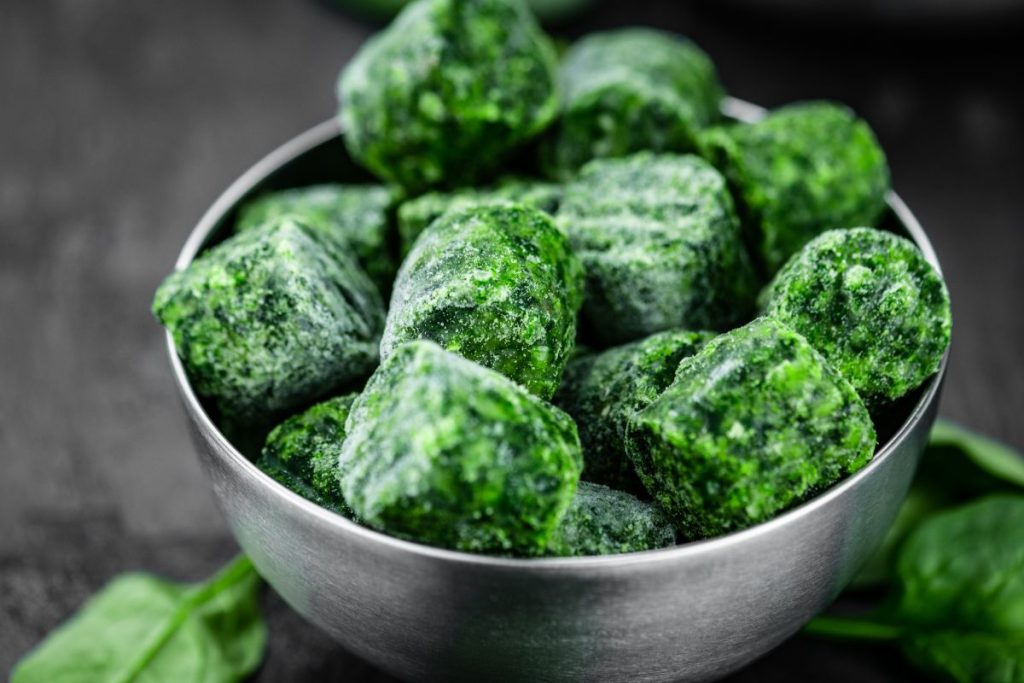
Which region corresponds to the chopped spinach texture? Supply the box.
[699,101,890,273]
[761,227,951,409]
[153,218,385,423]
[382,203,583,399]
[256,394,357,517]
[558,152,757,345]
[553,328,714,494]
[236,184,399,294]
[547,481,676,556]
[541,28,724,180]
[339,341,583,555]
[627,317,876,538]
[337,0,560,191]
[397,177,562,256]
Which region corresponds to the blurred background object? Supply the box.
[0,1,1021,681]
[326,0,594,24]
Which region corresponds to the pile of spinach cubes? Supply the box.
[154,0,951,557]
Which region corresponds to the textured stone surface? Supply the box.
[339,341,582,555]
[762,227,951,409]
[256,394,357,517]
[541,28,723,180]
[382,203,583,398]
[558,152,757,345]
[337,0,559,191]
[397,177,561,255]
[152,218,385,423]
[547,481,676,556]
[628,318,876,538]
[236,184,399,294]
[554,329,714,494]
[699,101,890,274]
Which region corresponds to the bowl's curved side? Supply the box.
[168,103,947,682]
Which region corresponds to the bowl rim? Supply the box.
[166,97,950,569]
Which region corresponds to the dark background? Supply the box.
[2,1,1022,680]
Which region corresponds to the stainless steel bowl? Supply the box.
[166,99,948,682]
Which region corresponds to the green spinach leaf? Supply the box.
[807,495,1024,683]
[853,420,1024,587]
[11,554,266,683]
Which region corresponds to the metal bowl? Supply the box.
[166,99,948,682]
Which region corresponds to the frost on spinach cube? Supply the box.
[339,341,583,555]
[236,184,399,294]
[397,178,562,256]
[256,394,357,517]
[558,153,757,345]
[547,482,676,556]
[152,218,386,423]
[337,0,560,192]
[628,317,876,538]
[541,28,724,180]
[761,227,951,409]
[554,329,714,494]
[699,101,890,273]
[382,203,583,399]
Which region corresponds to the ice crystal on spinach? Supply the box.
[761,227,951,409]
[338,0,560,192]
[628,317,876,538]
[382,203,583,399]
[153,218,385,423]
[339,341,582,555]
[541,28,724,180]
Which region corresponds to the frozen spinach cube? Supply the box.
[761,227,951,409]
[256,394,357,516]
[547,482,676,556]
[558,152,757,345]
[541,28,724,180]
[382,203,583,399]
[236,184,399,294]
[153,218,385,422]
[699,101,890,273]
[337,0,560,192]
[628,317,876,538]
[554,329,714,494]
[339,341,583,555]
[397,177,562,256]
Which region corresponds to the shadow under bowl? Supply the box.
[166,98,948,683]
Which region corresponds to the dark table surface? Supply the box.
[2,1,1022,680]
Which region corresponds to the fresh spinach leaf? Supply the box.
[807,495,1024,683]
[853,420,1024,587]
[11,554,266,683]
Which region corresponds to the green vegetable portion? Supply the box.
[762,227,951,409]
[541,28,724,180]
[558,152,757,345]
[337,0,560,191]
[554,328,714,494]
[547,481,676,556]
[854,420,1024,587]
[628,317,876,538]
[699,101,890,273]
[153,218,385,423]
[11,555,265,683]
[236,183,399,294]
[339,341,583,555]
[807,495,1024,683]
[256,394,357,517]
[397,177,562,256]
[382,203,583,399]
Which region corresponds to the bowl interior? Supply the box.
[169,103,947,567]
